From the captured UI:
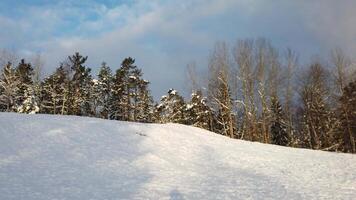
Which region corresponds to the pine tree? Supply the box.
[0,62,20,111]
[111,58,133,120]
[186,90,213,130]
[270,97,289,146]
[339,80,356,153]
[40,65,69,114]
[111,57,152,122]
[67,52,92,116]
[156,89,187,124]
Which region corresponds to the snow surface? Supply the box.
[0,113,355,200]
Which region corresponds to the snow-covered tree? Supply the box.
[96,62,113,119]
[111,57,152,121]
[136,79,153,123]
[15,59,34,108]
[186,90,213,130]
[66,52,92,116]
[40,65,69,115]
[16,87,39,114]
[0,62,20,111]
[156,89,187,124]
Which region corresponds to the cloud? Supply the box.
[1,0,356,98]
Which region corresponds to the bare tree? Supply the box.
[31,53,45,84]
[185,62,200,93]
[208,42,235,138]
[255,38,273,143]
[331,48,355,153]
[233,39,257,140]
[282,48,298,146]
[300,63,337,150]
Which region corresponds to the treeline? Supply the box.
[0,38,355,153]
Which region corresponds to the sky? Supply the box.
[1,0,356,98]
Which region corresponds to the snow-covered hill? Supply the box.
[0,113,355,200]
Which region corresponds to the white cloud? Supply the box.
[1,0,356,98]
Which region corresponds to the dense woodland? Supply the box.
[0,39,355,153]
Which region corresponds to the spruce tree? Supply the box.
[16,87,39,114]
[15,59,34,109]
[270,97,289,146]
[97,62,113,119]
[186,90,213,130]
[156,89,187,124]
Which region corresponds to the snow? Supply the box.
[0,113,355,200]
[168,88,177,95]
[129,75,137,80]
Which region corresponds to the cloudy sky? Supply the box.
[1,0,356,98]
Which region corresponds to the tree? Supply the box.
[233,39,257,141]
[282,48,298,146]
[67,52,92,116]
[270,96,289,146]
[186,90,213,130]
[300,63,337,150]
[40,65,69,114]
[136,79,153,123]
[208,42,235,138]
[0,62,20,111]
[15,59,34,108]
[156,89,187,124]
[94,62,113,119]
[339,80,356,153]
[16,87,39,114]
[111,57,152,121]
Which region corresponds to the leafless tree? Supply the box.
[233,39,257,140]
[208,42,235,138]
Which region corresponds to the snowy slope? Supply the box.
[0,113,355,200]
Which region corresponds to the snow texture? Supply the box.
[0,113,355,200]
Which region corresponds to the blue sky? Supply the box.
[1,0,356,98]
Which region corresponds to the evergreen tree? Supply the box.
[15,59,34,109]
[136,79,153,122]
[40,65,69,114]
[111,57,152,122]
[339,80,356,153]
[67,52,92,116]
[270,97,289,146]
[0,62,20,111]
[156,89,187,124]
[186,90,213,130]
[97,62,113,119]
[16,87,39,114]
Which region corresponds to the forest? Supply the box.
[0,38,355,153]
